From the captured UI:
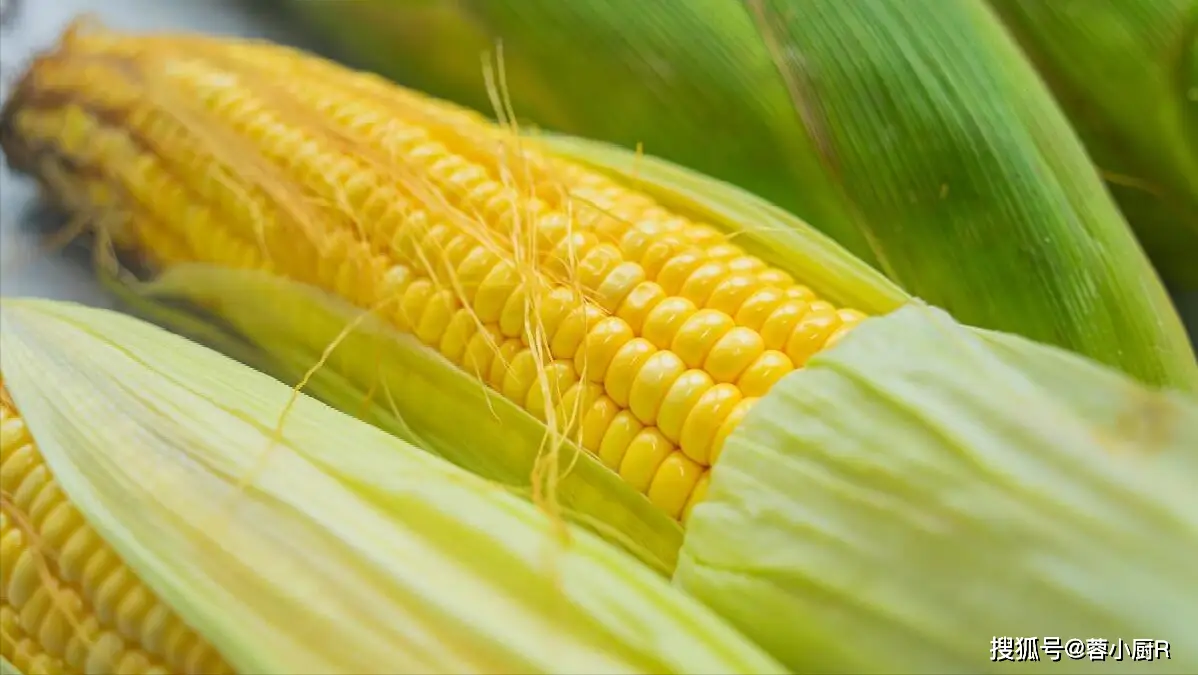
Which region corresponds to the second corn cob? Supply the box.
[0,25,874,522]
[0,384,233,675]
[0,297,785,674]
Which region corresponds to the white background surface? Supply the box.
[1,0,1195,347]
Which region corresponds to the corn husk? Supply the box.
[0,298,785,675]
[108,264,688,575]
[275,0,1197,389]
[987,0,1198,289]
[675,303,1198,673]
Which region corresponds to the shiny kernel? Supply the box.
[734,287,788,331]
[546,231,600,277]
[671,309,735,368]
[757,268,795,287]
[824,322,858,349]
[398,278,434,331]
[551,304,605,359]
[598,410,644,469]
[525,360,579,422]
[657,216,690,233]
[473,262,521,323]
[786,285,818,301]
[538,287,586,340]
[679,383,743,464]
[838,308,868,324]
[533,213,571,249]
[638,236,690,278]
[808,300,836,313]
[704,327,766,383]
[439,309,481,363]
[604,339,657,407]
[501,350,540,403]
[760,300,811,351]
[616,282,667,334]
[462,325,502,377]
[726,256,767,274]
[647,452,705,519]
[737,350,795,396]
[574,316,635,382]
[592,212,631,241]
[377,265,413,306]
[581,395,621,452]
[0,443,35,490]
[575,243,624,290]
[594,262,646,313]
[678,262,730,306]
[617,227,655,262]
[785,306,842,366]
[656,370,716,444]
[705,273,762,316]
[454,246,500,303]
[685,224,724,246]
[656,251,706,294]
[711,397,759,465]
[1,416,31,449]
[705,243,742,261]
[642,297,698,350]
[415,289,458,345]
[488,339,525,389]
[618,428,674,493]
[628,351,687,425]
[439,233,477,272]
[682,470,711,524]
[555,382,603,437]
[498,283,530,338]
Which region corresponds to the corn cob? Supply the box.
[274,0,1198,392]
[0,298,785,675]
[0,26,872,523]
[0,385,233,675]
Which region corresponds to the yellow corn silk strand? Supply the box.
[0,26,867,523]
[0,384,235,675]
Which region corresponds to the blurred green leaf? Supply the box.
[988,0,1198,289]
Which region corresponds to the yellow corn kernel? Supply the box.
[0,28,869,521]
[628,351,688,426]
[0,392,232,675]
[737,351,795,397]
[598,411,644,469]
[646,453,705,520]
[618,429,675,493]
[680,384,744,464]
[785,305,843,367]
[710,398,760,465]
[655,370,716,444]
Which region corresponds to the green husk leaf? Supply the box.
[275,0,1198,392]
[109,263,683,575]
[0,298,784,675]
[987,0,1198,289]
[675,303,1198,673]
[0,657,20,675]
